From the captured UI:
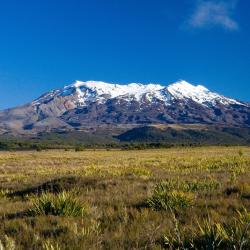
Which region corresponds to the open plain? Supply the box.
[0,147,250,249]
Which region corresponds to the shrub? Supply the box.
[36,145,43,152]
[238,149,244,157]
[75,145,85,152]
[147,183,194,210]
[29,191,85,217]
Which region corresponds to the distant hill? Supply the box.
[116,126,250,145]
[0,125,250,150]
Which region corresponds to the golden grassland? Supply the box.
[0,147,250,249]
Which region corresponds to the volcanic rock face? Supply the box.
[0,80,249,134]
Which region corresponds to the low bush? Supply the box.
[75,145,85,152]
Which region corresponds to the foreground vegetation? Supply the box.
[0,147,249,249]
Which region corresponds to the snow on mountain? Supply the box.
[167,80,243,106]
[65,80,166,105]
[33,80,245,108]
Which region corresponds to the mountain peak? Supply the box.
[69,80,116,89]
[167,80,242,106]
[169,80,208,91]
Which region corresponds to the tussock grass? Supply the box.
[163,209,250,249]
[0,188,11,198]
[42,240,61,250]
[152,179,219,193]
[29,192,85,217]
[147,183,194,210]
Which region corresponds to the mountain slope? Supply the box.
[0,80,249,135]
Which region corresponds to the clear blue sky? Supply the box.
[0,0,249,109]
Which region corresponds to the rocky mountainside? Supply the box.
[0,80,249,135]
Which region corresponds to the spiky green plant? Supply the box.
[0,189,11,198]
[29,191,85,217]
[196,218,226,249]
[42,240,61,250]
[150,179,219,194]
[223,208,250,250]
[147,183,193,210]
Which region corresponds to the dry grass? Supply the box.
[0,147,249,249]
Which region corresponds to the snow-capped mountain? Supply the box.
[33,80,244,108]
[0,80,249,134]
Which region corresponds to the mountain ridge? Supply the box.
[33,80,246,108]
[0,80,249,135]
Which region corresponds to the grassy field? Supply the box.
[0,147,250,249]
